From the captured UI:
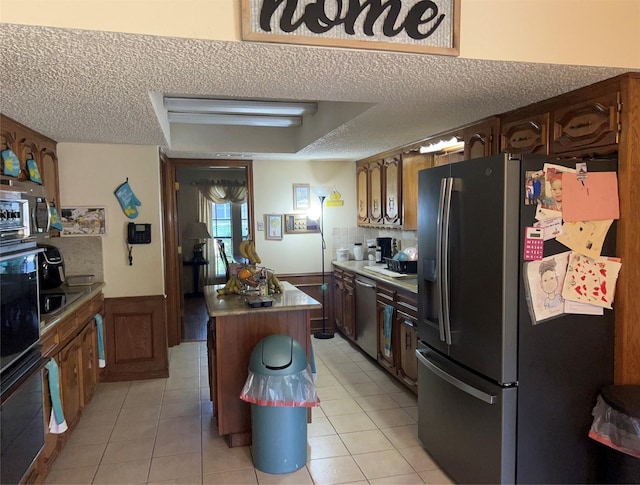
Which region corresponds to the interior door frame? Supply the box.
[160,152,254,347]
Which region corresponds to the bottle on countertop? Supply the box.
[375,246,382,263]
[353,243,364,261]
[258,270,268,296]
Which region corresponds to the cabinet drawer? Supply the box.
[40,328,59,358]
[57,313,79,345]
[90,294,104,315]
[343,272,355,286]
[75,299,94,324]
[376,285,395,304]
[396,291,418,317]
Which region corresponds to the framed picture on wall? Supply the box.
[284,213,320,234]
[265,214,283,240]
[60,206,107,236]
[293,183,311,210]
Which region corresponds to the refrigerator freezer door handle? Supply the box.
[436,178,447,342]
[416,349,497,405]
[442,177,453,345]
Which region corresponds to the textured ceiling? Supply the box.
[0,23,636,162]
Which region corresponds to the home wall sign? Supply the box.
[241,0,460,55]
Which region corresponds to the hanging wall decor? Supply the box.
[241,0,460,56]
[114,178,141,219]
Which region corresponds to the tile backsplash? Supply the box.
[330,226,417,261]
[43,236,105,283]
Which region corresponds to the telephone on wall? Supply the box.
[127,223,151,244]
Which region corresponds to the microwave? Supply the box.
[0,180,51,246]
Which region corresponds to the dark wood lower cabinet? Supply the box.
[30,290,104,484]
[207,308,312,447]
[334,266,418,393]
[102,295,169,381]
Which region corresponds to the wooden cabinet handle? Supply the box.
[568,121,592,130]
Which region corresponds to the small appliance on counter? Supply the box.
[37,244,65,289]
[376,237,392,263]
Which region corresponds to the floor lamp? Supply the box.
[313,188,334,340]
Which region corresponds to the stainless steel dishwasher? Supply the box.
[355,275,377,359]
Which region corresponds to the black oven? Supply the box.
[0,350,47,485]
[0,246,42,373]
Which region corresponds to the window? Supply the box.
[211,201,248,276]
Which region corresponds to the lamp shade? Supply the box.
[184,222,212,240]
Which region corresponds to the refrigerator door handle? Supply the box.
[435,178,448,342]
[416,349,497,405]
[442,177,453,345]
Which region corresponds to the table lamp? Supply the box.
[184,222,212,261]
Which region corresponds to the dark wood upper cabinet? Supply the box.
[463,117,499,160]
[500,113,550,155]
[356,162,369,224]
[550,91,620,155]
[383,156,401,226]
[368,159,383,224]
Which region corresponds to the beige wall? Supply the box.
[56,143,164,298]
[2,0,639,68]
[253,159,356,275]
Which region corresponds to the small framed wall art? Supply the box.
[264,214,283,240]
[293,183,311,211]
[284,214,320,234]
[60,206,107,236]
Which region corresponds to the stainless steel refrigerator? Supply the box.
[416,153,616,484]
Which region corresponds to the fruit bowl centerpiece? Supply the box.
[216,239,284,295]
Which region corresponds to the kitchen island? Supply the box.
[203,281,321,447]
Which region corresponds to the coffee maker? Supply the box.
[376,237,392,263]
[37,244,66,289]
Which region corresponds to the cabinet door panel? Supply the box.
[40,145,61,209]
[383,156,401,225]
[58,340,82,428]
[551,91,620,154]
[463,118,498,160]
[397,312,418,391]
[369,161,383,223]
[500,113,549,155]
[80,323,98,406]
[356,163,369,224]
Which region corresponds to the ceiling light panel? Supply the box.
[164,97,317,116]
[167,112,301,127]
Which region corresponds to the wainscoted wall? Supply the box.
[102,295,169,381]
[42,235,105,283]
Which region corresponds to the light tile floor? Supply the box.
[44,333,454,484]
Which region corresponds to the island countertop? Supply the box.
[203,281,321,317]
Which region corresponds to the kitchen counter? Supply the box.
[332,260,418,293]
[203,280,319,447]
[40,282,106,333]
[203,280,321,316]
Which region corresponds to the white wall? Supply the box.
[56,143,164,298]
[252,159,356,275]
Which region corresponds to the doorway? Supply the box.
[160,154,254,345]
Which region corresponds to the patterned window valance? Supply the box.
[194,179,247,204]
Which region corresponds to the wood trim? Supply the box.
[160,150,182,347]
[102,295,169,381]
[161,157,255,347]
[615,76,640,384]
